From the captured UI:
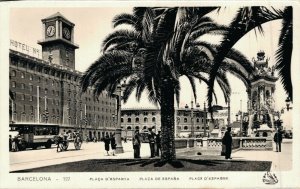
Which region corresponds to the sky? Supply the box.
[9,6,293,128]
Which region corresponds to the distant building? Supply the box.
[9,12,117,140]
[121,106,228,138]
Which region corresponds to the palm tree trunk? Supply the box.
[160,76,176,161]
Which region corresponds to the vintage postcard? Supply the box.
[0,0,299,188]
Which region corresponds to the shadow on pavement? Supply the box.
[11,158,272,172]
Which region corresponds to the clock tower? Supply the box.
[38,12,79,69]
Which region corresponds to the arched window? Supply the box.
[11,70,16,77]
[127,126,132,130]
[11,81,16,88]
[143,126,147,130]
[196,126,200,130]
[21,83,25,89]
[184,126,188,130]
[127,118,131,123]
[152,117,156,123]
[135,117,139,123]
[144,117,148,123]
[196,118,200,123]
[184,118,187,123]
[135,126,139,130]
[121,118,124,123]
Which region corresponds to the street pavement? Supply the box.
[9,139,292,172]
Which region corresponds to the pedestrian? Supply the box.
[12,135,19,152]
[155,131,161,157]
[222,127,232,160]
[148,128,156,158]
[132,130,141,158]
[104,133,110,156]
[110,133,116,156]
[274,128,283,152]
[9,135,12,152]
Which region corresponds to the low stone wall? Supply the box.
[175,137,273,151]
[174,139,188,149]
[240,137,273,151]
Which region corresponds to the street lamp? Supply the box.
[114,83,124,153]
[203,102,207,137]
[285,97,292,111]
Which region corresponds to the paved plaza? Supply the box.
[10,139,292,172]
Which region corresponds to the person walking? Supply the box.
[104,133,111,156]
[12,135,19,152]
[274,128,283,152]
[148,128,156,158]
[9,135,12,152]
[155,131,161,157]
[110,133,116,156]
[132,130,141,158]
[222,127,232,160]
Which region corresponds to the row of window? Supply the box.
[121,117,156,123]
[122,111,157,117]
[178,126,209,130]
[123,126,209,130]
[10,70,111,99]
[120,117,206,123]
[11,82,114,106]
[11,70,61,87]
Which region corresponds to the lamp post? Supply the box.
[240,100,243,137]
[203,102,207,137]
[115,83,124,153]
[44,96,49,124]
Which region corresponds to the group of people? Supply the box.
[9,135,20,152]
[132,129,161,159]
[103,133,117,156]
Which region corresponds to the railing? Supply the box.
[240,137,273,150]
[175,137,272,151]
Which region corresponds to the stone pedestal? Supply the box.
[115,128,124,153]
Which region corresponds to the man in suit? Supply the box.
[274,129,283,152]
[222,127,232,160]
[133,130,141,158]
[148,128,156,158]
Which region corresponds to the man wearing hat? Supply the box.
[222,127,233,159]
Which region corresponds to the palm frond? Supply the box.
[101,29,140,52]
[275,6,293,101]
[112,13,138,28]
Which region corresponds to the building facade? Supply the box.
[120,106,228,138]
[9,12,117,140]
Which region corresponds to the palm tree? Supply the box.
[207,6,293,110]
[81,7,255,161]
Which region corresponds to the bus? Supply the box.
[9,123,59,150]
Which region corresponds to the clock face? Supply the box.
[63,27,71,40]
[46,25,55,37]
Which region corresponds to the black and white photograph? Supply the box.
[0,1,299,188]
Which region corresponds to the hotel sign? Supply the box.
[10,39,40,58]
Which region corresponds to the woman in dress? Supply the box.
[110,133,116,156]
[103,133,110,156]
